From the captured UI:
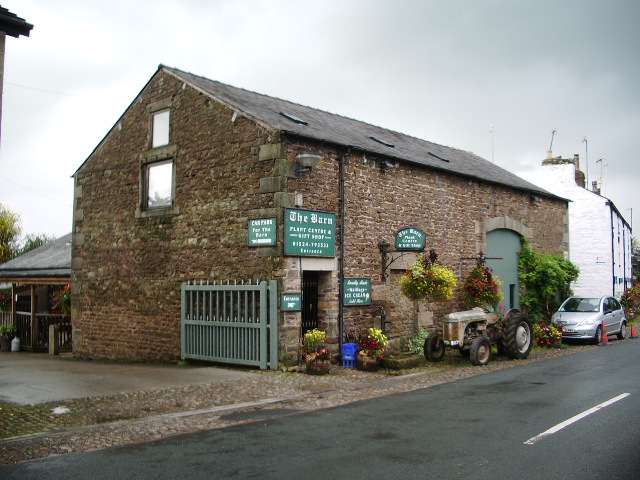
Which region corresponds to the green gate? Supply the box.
[181,280,278,370]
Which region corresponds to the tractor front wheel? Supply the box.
[424,332,445,362]
[470,336,491,366]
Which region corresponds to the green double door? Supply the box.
[486,229,522,311]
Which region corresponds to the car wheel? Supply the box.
[470,336,491,366]
[424,333,445,362]
[593,325,603,344]
[617,322,627,340]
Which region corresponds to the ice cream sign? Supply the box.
[343,278,372,306]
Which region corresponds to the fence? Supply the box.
[181,280,278,370]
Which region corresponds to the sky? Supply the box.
[0,0,638,242]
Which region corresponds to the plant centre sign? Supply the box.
[395,226,426,251]
[284,208,336,257]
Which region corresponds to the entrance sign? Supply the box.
[395,226,426,251]
[284,208,336,257]
[281,293,302,311]
[248,218,277,246]
[343,278,372,306]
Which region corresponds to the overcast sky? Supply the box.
[1,0,638,241]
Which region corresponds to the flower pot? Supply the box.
[0,337,11,352]
[356,354,380,372]
[306,359,330,375]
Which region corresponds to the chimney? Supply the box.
[573,154,585,188]
[546,150,554,160]
[592,181,601,195]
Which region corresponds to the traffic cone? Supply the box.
[599,322,610,345]
[630,324,638,339]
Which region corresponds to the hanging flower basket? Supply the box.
[462,259,504,310]
[400,252,457,302]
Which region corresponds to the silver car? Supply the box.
[553,296,627,344]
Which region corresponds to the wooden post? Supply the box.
[49,324,59,355]
[30,285,37,349]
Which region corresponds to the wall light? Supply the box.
[380,160,395,170]
[530,195,542,204]
[295,152,323,174]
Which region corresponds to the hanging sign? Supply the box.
[343,278,372,306]
[281,293,302,311]
[395,226,426,251]
[248,218,277,246]
[284,208,336,257]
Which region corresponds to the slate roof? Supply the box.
[0,7,33,38]
[162,65,558,199]
[0,234,71,281]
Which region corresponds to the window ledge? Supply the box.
[135,206,180,219]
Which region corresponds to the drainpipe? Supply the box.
[338,148,351,358]
[607,202,615,296]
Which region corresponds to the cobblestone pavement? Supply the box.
[0,344,599,466]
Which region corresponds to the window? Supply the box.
[145,160,174,208]
[152,110,170,148]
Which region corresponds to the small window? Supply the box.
[146,160,173,208]
[152,110,170,148]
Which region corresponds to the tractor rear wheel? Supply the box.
[470,336,491,366]
[504,313,533,359]
[424,332,445,362]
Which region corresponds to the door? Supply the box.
[301,271,319,335]
[486,229,522,311]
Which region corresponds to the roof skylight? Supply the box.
[280,112,308,126]
[370,136,395,148]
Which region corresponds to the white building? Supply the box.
[537,152,632,298]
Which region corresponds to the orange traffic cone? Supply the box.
[630,324,638,339]
[599,322,610,345]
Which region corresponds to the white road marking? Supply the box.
[524,393,630,445]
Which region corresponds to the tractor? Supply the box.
[424,308,534,366]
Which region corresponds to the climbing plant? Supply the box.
[518,238,579,323]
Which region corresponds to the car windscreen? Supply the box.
[560,298,600,312]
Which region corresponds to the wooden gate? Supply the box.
[181,280,278,370]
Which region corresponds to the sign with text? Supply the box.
[395,226,426,251]
[343,278,372,306]
[281,293,302,311]
[248,218,277,246]
[284,208,336,257]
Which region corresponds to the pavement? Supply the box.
[0,343,603,466]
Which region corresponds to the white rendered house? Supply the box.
[537,152,632,298]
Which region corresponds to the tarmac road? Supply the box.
[2,340,638,479]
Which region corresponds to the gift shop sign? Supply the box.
[395,226,426,251]
[248,218,277,246]
[284,208,336,257]
[343,278,372,306]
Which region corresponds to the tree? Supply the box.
[0,204,21,263]
[14,233,56,257]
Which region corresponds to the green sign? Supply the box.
[281,293,302,311]
[248,218,277,246]
[395,226,426,251]
[343,278,372,306]
[284,208,336,257]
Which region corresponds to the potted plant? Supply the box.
[303,328,331,375]
[357,327,388,372]
[0,324,17,351]
[533,321,563,348]
[621,283,639,337]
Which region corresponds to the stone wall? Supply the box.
[73,70,569,363]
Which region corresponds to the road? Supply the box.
[2,340,639,479]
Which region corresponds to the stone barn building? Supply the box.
[72,65,569,365]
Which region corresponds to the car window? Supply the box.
[561,298,600,312]
[610,298,621,311]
